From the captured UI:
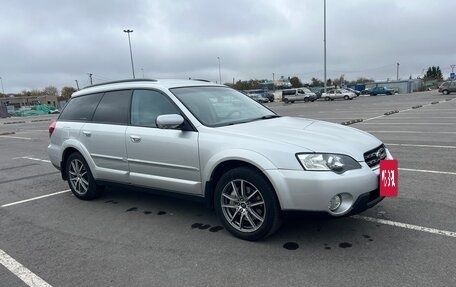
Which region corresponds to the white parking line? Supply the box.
[399,168,456,176]
[359,122,456,125]
[0,249,52,287]
[20,157,51,163]
[352,215,456,238]
[0,135,32,140]
[367,131,456,134]
[0,190,70,208]
[16,130,49,133]
[386,143,456,149]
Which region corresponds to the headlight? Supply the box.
[296,153,361,174]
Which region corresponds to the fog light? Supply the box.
[329,194,342,211]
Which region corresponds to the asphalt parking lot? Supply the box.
[1,91,455,286]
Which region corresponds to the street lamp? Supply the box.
[123,29,136,79]
[217,57,222,84]
[396,62,400,80]
[323,0,327,93]
[0,77,4,94]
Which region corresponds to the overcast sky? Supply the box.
[1,0,455,93]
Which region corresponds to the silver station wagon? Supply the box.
[48,79,392,240]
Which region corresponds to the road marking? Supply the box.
[0,249,52,287]
[358,122,456,125]
[377,117,456,119]
[352,215,456,238]
[386,143,456,149]
[367,130,456,134]
[0,135,32,140]
[363,99,455,122]
[0,190,70,208]
[20,157,51,163]
[16,130,49,133]
[399,168,456,176]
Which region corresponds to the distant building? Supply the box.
[0,94,58,108]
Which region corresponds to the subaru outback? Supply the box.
[48,79,392,241]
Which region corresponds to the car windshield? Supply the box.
[171,86,278,127]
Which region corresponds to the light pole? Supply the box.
[141,68,145,78]
[451,64,456,73]
[323,0,327,93]
[123,29,136,79]
[396,62,400,80]
[217,57,222,84]
[0,77,4,94]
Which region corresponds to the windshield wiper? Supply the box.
[260,115,280,119]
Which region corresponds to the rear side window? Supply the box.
[59,93,103,121]
[92,90,132,125]
[282,90,296,96]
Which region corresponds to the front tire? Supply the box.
[66,152,102,200]
[344,95,349,100]
[214,167,281,241]
[325,96,330,101]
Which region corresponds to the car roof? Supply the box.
[71,79,222,98]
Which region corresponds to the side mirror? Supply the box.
[156,114,184,129]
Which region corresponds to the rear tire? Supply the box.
[66,152,102,200]
[443,90,449,95]
[283,98,289,103]
[214,167,281,241]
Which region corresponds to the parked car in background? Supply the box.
[309,87,323,99]
[282,88,317,103]
[369,87,395,96]
[247,92,269,103]
[48,79,392,241]
[438,81,456,94]
[245,89,274,102]
[344,87,361,97]
[322,89,357,101]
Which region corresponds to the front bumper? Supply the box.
[264,162,384,216]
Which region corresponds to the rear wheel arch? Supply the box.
[61,147,81,180]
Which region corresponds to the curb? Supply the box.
[384,110,399,115]
[31,119,52,123]
[341,119,363,125]
[3,121,26,125]
[0,131,16,136]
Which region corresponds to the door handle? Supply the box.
[130,135,141,143]
[82,131,91,137]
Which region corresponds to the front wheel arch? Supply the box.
[205,160,281,211]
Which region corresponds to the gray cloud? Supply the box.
[1,0,455,93]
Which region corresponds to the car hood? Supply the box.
[217,117,382,161]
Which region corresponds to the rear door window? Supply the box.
[92,90,132,125]
[59,93,103,121]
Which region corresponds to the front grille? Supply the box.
[364,144,387,168]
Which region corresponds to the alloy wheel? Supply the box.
[68,159,89,195]
[220,179,266,233]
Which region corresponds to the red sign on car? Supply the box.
[380,160,398,197]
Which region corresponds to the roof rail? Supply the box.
[82,78,157,89]
[192,79,211,82]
